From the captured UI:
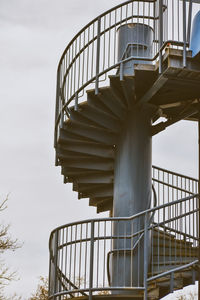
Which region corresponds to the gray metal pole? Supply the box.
[112,104,153,293]
[198,112,200,300]
[89,221,94,300]
[159,0,163,73]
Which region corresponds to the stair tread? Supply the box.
[58,139,114,157]
[63,120,117,145]
[70,102,121,133]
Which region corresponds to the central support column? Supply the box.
[111,104,153,291]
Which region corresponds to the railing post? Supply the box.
[170,272,174,293]
[53,231,59,300]
[75,92,78,111]
[158,0,163,74]
[54,70,60,148]
[187,0,193,44]
[89,221,95,300]
[120,62,124,81]
[182,0,187,68]
[95,17,101,95]
[143,213,148,300]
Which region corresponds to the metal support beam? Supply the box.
[198,109,200,300]
[139,74,168,105]
[112,104,153,294]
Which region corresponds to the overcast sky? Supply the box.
[0,0,198,298]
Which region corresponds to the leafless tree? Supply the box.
[0,196,21,300]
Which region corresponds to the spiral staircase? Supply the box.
[49,0,200,299]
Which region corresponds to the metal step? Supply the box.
[151,259,196,274]
[97,87,127,120]
[63,120,117,145]
[152,256,198,265]
[71,102,121,133]
[73,183,110,193]
[152,236,193,248]
[109,76,128,109]
[152,246,198,257]
[110,75,136,109]
[97,198,113,213]
[57,149,97,160]
[57,141,114,159]
[87,90,116,116]
[79,183,113,198]
[58,128,92,144]
[61,157,114,171]
[89,196,113,206]
[73,171,114,184]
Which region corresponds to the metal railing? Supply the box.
[54,0,200,152]
[49,166,199,299]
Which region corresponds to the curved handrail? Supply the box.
[55,0,158,141]
[49,193,198,240]
[57,0,155,71]
[54,0,199,152]
[49,193,199,298]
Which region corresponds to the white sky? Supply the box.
[0,0,198,298]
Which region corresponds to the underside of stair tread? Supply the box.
[72,172,114,184]
[69,102,122,133]
[87,87,127,121]
[57,142,114,159]
[63,120,117,145]
[56,54,200,212]
[109,75,136,108]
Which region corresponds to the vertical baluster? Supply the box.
[95,17,101,95]
[91,23,94,78]
[103,221,106,287]
[117,220,119,287]
[89,221,94,300]
[123,220,126,287]
[159,0,163,73]
[108,13,111,68]
[78,225,82,291]
[82,31,86,87]
[69,226,73,289]
[53,231,59,298]
[73,225,77,287]
[143,213,148,300]
[182,0,187,67]
[96,221,100,288]
[114,9,117,64]
[84,223,88,290]
[131,219,133,287]
[86,27,90,82]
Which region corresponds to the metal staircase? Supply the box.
[49,166,199,299]
[49,0,200,299]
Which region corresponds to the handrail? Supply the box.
[152,164,198,182]
[49,193,199,298]
[49,190,199,298]
[54,0,200,152]
[57,0,156,71]
[49,193,198,238]
[147,259,199,282]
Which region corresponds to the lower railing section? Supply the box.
[49,193,199,299]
